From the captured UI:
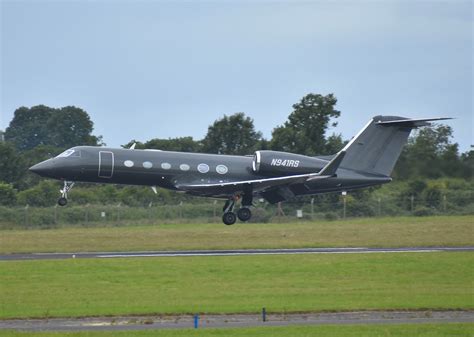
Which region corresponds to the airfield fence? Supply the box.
[0,191,472,229]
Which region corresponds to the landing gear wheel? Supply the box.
[58,181,75,207]
[222,212,237,225]
[237,207,252,222]
[58,197,68,206]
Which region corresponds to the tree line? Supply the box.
[0,93,472,208]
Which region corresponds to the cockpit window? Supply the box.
[56,149,81,158]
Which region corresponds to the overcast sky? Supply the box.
[1,0,472,152]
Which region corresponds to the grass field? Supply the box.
[4,323,474,337]
[1,252,472,319]
[0,216,472,254]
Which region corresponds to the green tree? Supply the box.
[144,137,202,152]
[398,180,427,210]
[202,113,262,155]
[123,137,202,152]
[423,185,442,208]
[46,106,102,148]
[393,125,462,179]
[21,145,63,166]
[4,105,52,150]
[5,105,101,150]
[256,138,270,151]
[325,133,346,154]
[16,181,58,207]
[270,93,341,155]
[118,186,158,207]
[460,150,473,179]
[0,182,17,206]
[0,142,26,186]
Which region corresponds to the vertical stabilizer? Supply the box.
[338,115,446,176]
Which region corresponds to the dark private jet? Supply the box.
[30,115,450,225]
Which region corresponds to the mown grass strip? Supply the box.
[1,252,472,319]
[0,216,473,254]
[3,323,474,337]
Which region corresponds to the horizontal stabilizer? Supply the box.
[375,117,452,127]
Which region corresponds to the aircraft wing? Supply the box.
[177,151,345,199]
[178,172,331,196]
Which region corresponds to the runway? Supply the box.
[1,246,472,261]
[1,311,472,331]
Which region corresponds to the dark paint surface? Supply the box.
[30,116,448,203]
[29,146,389,199]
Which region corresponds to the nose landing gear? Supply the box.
[58,181,75,206]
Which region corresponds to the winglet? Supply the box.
[318,150,346,176]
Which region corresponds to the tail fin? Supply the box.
[339,115,452,176]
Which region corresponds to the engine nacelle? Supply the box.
[252,150,329,176]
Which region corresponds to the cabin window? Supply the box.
[180,164,190,171]
[216,165,228,174]
[197,163,210,173]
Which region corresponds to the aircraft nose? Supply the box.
[29,159,57,177]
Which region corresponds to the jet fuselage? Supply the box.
[30,146,389,199]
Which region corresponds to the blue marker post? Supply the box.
[262,307,266,322]
[194,314,199,329]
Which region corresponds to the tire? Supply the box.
[222,212,237,225]
[237,207,252,222]
[58,197,68,206]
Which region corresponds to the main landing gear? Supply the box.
[237,207,251,222]
[58,181,75,206]
[222,194,253,225]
